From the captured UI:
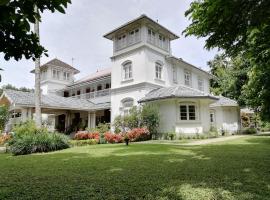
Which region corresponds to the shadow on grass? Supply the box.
[0,136,269,199]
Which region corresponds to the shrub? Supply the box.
[12,120,38,136]
[74,131,100,141]
[241,127,257,134]
[9,132,70,156]
[69,139,98,146]
[141,104,160,138]
[127,128,150,142]
[104,132,123,143]
[167,132,176,140]
[0,134,12,145]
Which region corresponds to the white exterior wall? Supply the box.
[156,98,212,136]
[211,106,240,134]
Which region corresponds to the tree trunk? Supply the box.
[34,6,42,128]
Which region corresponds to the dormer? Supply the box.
[104,14,179,57]
[30,58,80,94]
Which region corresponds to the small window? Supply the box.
[148,29,156,44]
[210,112,215,123]
[122,98,134,116]
[97,85,102,91]
[86,88,91,93]
[184,70,192,86]
[63,72,70,81]
[155,63,162,79]
[198,77,204,91]
[173,66,177,83]
[123,62,132,80]
[180,104,196,121]
[105,83,110,89]
[77,90,81,95]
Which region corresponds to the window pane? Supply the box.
[188,105,196,120]
[180,105,187,120]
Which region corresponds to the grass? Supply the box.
[0,136,270,199]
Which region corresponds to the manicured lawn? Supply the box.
[0,136,270,199]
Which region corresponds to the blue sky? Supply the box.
[0,0,218,88]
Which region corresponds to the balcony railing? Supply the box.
[69,89,111,100]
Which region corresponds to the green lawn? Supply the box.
[0,136,270,200]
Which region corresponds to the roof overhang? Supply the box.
[104,14,179,40]
[138,95,219,103]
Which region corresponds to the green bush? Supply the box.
[8,121,70,155]
[167,132,176,140]
[69,139,98,146]
[241,128,257,134]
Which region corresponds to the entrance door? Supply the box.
[58,114,66,132]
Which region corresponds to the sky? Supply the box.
[0,0,218,89]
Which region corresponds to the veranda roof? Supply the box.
[138,85,218,103]
[1,90,110,111]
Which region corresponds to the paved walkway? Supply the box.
[183,135,245,146]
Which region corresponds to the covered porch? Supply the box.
[0,89,111,133]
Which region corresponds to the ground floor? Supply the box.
[0,135,269,199]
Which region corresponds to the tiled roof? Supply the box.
[30,58,80,74]
[3,90,110,111]
[210,96,238,107]
[138,85,218,103]
[74,68,111,84]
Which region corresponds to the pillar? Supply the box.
[90,112,96,129]
[88,112,91,128]
[21,108,28,122]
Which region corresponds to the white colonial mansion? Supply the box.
[0,15,240,135]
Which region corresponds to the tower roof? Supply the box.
[30,58,80,74]
[104,14,179,40]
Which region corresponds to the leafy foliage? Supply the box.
[0,0,71,61]
[113,104,160,137]
[0,106,9,131]
[9,121,69,155]
[0,84,34,96]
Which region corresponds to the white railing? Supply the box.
[69,89,111,100]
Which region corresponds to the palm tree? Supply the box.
[34,6,42,128]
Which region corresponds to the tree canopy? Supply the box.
[0,0,71,61]
[184,0,270,121]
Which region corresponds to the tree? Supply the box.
[208,53,249,106]
[0,106,9,132]
[183,0,270,120]
[0,0,71,61]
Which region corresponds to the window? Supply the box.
[173,66,177,83]
[148,28,156,44]
[97,85,102,91]
[123,62,132,80]
[53,69,60,79]
[128,29,140,45]
[86,88,91,93]
[184,70,192,86]
[105,83,110,89]
[180,104,196,120]
[210,112,215,123]
[77,90,81,95]
[121,98,134,116]
[155,63,162,79]
[198,77,204,91]
[158,34,166,49]
[63,72,70,81]
[117,34,127,50]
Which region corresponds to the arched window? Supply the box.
[121,97,134,116]
[122,61,132,80]
[155,61,163,80]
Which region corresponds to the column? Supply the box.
[21,108,28,122]
[90,112,96,129]
[88,112,91,128]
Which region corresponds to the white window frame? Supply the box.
[155,63,162,80]
[52,69,60,79]
[123,62,132,80]
[121,98,134,116]
[117,34,127,50]
[198,77,204,91]
[148,28,156,44]
[128,28,140,45]
[179,103,197,121]
[63,72,70,81]
[184,70,192,86]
